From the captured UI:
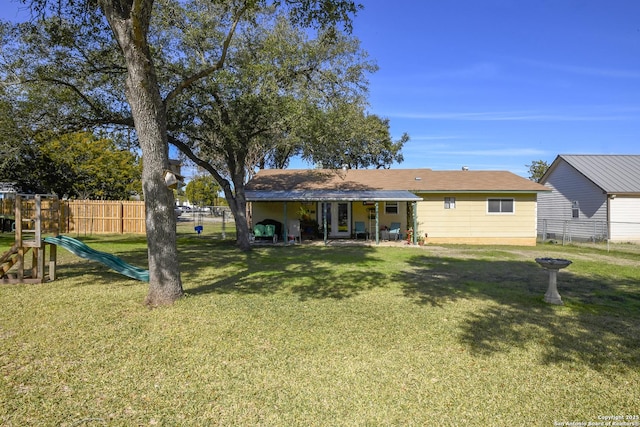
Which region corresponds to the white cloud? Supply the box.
[429,148,547,157]
[407,135,465,142]
[520,59,640,79]
[416,62,502,81]
[383,109,635,122]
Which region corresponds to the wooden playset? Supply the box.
[1,193,59,284]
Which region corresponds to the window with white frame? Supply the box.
[385,202,398,215]
[487,198,514,214]
[571,200,579,219]
[444,197,456,209]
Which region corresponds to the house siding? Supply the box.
[245,168,549,246]
[251,201,300,225]
[609,196,640,242]
[370,202,407,233]
[538,159,608,241]
[250,201,308,239]
[416,193,538,246]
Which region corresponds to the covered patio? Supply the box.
[245,189,422,246]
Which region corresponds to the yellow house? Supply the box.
[245,168,549,246]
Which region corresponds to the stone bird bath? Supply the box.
[535,258,572,305]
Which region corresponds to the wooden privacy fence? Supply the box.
[62,200,146,235]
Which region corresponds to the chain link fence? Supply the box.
[538,218,640,244]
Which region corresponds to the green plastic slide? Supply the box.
[44,235,149,282]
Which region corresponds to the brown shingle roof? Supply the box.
[246,169,549,192]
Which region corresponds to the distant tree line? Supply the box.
[526,160,550,182]
[0,124,141,199]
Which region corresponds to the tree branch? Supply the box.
[25,77,104,116]
[166,134,232,195]
[163,3,249,105]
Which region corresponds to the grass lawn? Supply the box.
[1,224,639,426]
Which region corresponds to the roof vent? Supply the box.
[462,166,469,171]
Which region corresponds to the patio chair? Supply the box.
[257,219,283,241]
[264,224,277,243]
[253,224,266,241]
[288,219,301,243]
[389,222,401,240]
[354,221,367,239]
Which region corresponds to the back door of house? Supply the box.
[319,202,351,238]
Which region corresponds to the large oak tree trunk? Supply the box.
[224,184,252,252]
[101,0,183,305]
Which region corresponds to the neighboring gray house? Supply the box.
[538,154,640,243]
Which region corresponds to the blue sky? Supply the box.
[348,1,640,176]
[3,1,640,177]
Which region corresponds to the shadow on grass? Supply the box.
[180,239,388,301]
[53,262,145,285]
[399,255,640,372]
[44,234,640,372]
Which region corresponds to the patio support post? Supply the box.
[375,202,379,245]
[283,202,288,245]
[413,201,418,245]
[323,202,328,245]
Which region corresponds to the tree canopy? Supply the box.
[526,159,550,182]
[299,103,407,169]
[159,2,406,248]
[162,5,389,173]
[1,0,404,304]
[185,175,221,207]
[0,130,141,198]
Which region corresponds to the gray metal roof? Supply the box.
[558,155,640,193]
[245,190,422,202]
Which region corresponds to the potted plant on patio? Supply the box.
[406,228,413,244]
[298,206,319,239]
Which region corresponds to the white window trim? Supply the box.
[444,197,456,209]
[487,198,515,214]
[385,202,399,215]
[571,200,580,219]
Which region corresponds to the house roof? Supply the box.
[245,189,422,202]
[543,155,640,193]
[245,168,548,200]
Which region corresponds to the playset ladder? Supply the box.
[1,193,59,284]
